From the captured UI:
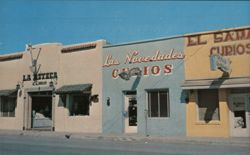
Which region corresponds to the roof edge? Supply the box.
[184,26,250,37]
[104,35,184,48]
[0,52,23,62]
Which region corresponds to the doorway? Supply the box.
[30,91,52,129]
[229,94,250,137]
[124,91,137,133]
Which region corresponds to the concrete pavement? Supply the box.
[0,129,249,147]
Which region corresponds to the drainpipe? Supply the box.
[22,92,26,130]
[144,109,149,136]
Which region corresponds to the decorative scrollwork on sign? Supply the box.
[118,67,142,81]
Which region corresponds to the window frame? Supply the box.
[196,89,220,122]
[0,95,17,117]
[67,93,91,117]
[146,89,170,118]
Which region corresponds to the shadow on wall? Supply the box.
[58,95,66,107]
[209,72,229,89]
[103,110,124,133]
[204,106,217,123]
[180,90,189,104]
[182,90,217,123]
[131,76,141,90]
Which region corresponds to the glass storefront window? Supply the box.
[0,96,16,117]
[148,90,169,118]
[68,94,90,116]
[197,89,220,122]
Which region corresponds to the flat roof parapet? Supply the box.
[0,52,23,62]
[184,26,250,37]
[62,42,97,53]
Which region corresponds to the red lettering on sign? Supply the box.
[112,69,119,79]
[236,44,245,55]
[164,64,173,74]
[144,66,149,76]
[187,36,197,46]
[247,29,250,39]
[236,30,246,40]
[151,66,160,75]
[210,46,218,55]
[246,43,250,53]
[187,35,207,46]
[214,33,223,43]
[224,32,234,42]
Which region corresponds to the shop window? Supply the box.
[197,89,220,122]
[0,96,16,117]
[69,94,90,116]
[234,111,246,128]
[148,90,169,117]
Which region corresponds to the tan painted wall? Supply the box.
[185,27,250,80]
[0,40,105,133]
[0,53,24,130]
[55,40,105,133]
[185,27,250,137]
[186,89,230,137]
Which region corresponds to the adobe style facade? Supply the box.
[0,26,249,137]
[183,26,250,137]
[102,37,186,136]
[0,40,106,133]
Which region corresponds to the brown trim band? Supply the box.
[61,43,96,53]
[0,53,23,62]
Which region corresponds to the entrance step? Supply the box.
[26,128,53,131]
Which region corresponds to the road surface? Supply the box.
[0,134,249,155]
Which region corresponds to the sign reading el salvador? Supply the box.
[187,28,250,56]
[103,49,185,79]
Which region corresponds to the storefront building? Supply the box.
[1,26,249,137]
[182,26,250,137]
[102,37,187,136]
[0,40,106,133]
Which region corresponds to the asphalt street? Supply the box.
[0,134,249,155]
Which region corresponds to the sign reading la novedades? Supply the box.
[103,49,185,79]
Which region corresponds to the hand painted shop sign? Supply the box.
[210,54,231,73]
[112,65,173,79]
[23,72,58,81]
[103,49,184,79]
[103,49,185,67]
[118,67,142,80]
[186,28,250,56]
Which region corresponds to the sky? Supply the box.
[0,0,249,54]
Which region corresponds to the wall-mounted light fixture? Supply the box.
[90,94,99,103]
[16,81,24,90]
[49,81,54,88]
[118,67,142,81]
[16,84,20,90]
[49,80,57,97]
[49,77,58,88]
[106,97,110,106]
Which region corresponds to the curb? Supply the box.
[0,130,249,147]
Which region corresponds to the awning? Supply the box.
[0,89,17,96]
[182,77,250,90]
[55,84,92,94]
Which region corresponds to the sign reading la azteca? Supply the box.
[103,49,185,79]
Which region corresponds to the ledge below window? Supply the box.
[195,121,221,125]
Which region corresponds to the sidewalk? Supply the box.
[0,129,249,147]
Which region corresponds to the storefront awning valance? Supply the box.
[182,77,250,90]
[55,84,92,94]
[0,89,17,96]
